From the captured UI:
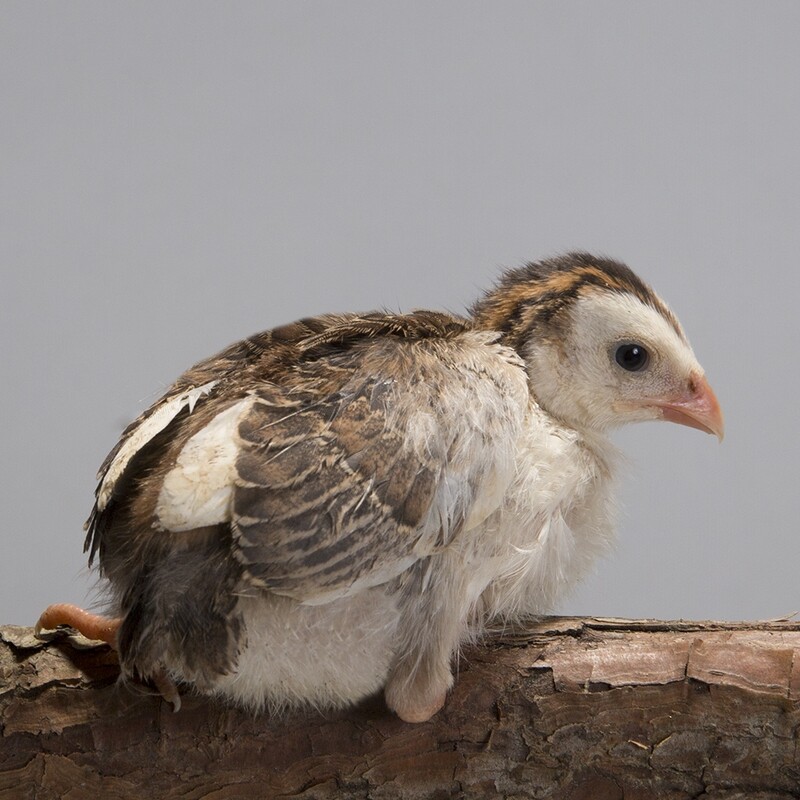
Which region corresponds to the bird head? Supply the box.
[472,253,724,440]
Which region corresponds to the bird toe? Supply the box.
[35,603,121,647]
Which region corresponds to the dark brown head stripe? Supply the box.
[471,252,685,350]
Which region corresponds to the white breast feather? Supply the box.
[211,588,400,713]
[479,404,618,621]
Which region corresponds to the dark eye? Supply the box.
[615,343,650,372]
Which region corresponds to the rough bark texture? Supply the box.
[2,617,800,799]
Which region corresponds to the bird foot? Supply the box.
[151,670,182,712]
[36,603,183,711]
[388,689,447,723]
[385,669,450,723]
[35,603,121,647]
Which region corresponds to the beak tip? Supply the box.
[654,373,724,442]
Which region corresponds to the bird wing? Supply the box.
[226,332,528,603]
[90,316,345,515]
[85,314,367,560]
[85,312,529,603]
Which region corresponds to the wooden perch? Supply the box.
[2,617,800,799]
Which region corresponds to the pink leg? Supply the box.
[36,603,121,646]
[388,688,448,724]
[36,603,182,711]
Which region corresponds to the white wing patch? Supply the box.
[97,381,219,511]
[155,397,254,532]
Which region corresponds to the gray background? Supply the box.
[3,2,798,625]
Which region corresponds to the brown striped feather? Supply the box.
[472,251,684,350]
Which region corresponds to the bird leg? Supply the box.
[384,654,452,723]
[384,625,455,723]
[385,681,449,724]
[35,603,182,711]
[35,603,121,646]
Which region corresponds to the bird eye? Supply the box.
[614,343,650,372]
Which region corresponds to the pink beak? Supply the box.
[652,373,724,441]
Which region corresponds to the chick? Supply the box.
[37,253,723,723]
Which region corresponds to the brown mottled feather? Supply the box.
[84,310,471,563]
[230,340,472,601]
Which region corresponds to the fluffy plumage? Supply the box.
[38,252,723,722]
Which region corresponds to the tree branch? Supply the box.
[2,618,800,799]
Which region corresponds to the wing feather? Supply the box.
[96,381,219,511]
[84,311,528,600]
[230,333,528,603]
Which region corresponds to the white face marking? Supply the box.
[571,291,696,378]
[155,397,253,532]
[526,290,702,433]
[97,381,218,511]
[576,292,701,413]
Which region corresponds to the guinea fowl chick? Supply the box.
[37,252,723,723]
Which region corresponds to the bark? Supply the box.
[2,617,800,800]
